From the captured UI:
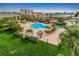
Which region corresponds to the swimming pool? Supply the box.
[31,23,62,29]
[55,25,62,28]
[31,23,47,29]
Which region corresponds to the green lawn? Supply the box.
[0,30,59,56]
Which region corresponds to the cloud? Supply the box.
[33,8,78,13]
[0,7,78,13]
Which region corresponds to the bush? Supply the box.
[45,26,51,29]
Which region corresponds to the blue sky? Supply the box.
[0,3,79,12]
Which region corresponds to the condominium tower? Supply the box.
[21,9,33,14]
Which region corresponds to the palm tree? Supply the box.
[26,29,33,37]
[59,25,79,56]
[74,12,79,17]
[44,31,49,43]
[37,30,43,38]
[20,15,28,22]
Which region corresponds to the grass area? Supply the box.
[0,29,59,56]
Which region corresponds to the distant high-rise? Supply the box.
[28,10,33,14]
[21,9,33,14]
[21,9,27,14]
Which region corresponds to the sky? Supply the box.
[0,3,79,13]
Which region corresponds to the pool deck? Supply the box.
[19,22,65,45]
[40,28,65,45]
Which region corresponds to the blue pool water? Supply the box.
[55,25,62,28]
[31,23,47,29]
[31,23,62,29]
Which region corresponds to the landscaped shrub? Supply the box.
[45,26,51,29]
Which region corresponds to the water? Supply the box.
[55,25,62,28]
[31,23,47,29]
[31,23,62,29]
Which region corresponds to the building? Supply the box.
[65,17,79,26]
[42,13,51,20]
[28,10,33,14]
[54,12,75,17]
[21,9,33,14]
[21,9,27,14]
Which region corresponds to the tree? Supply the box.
[5,18,21,31]
[58,17,65,25]
[26,29,33,37]
[74,12,79,17]
[59,25,79,56]
[10,23,21,31]
[34,17,42,22]
[0,17,21,32]
[20,15,28,21]
[0,19,6,28]
[0,17,23,39]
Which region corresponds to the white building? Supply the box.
[28,10,33,14]
[21,9,27,14]
[65,17,79,26]
[21,9,33,14]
